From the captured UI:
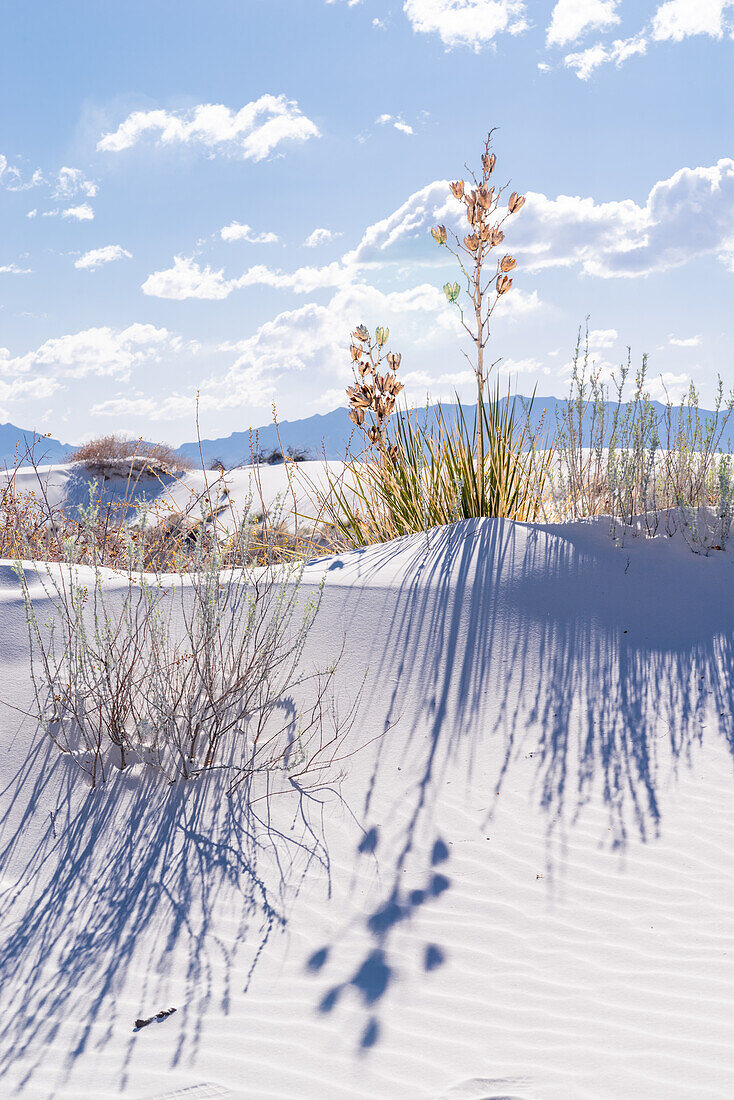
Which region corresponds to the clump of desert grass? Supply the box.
[553,324,734,553]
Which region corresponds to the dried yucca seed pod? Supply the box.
[353,324,370,342]
[387,444,399,461]
[490,227,505,246]
[348,407,365,427]
[508,192,526,214]
[497,274,513,295]
[350,343,362,361]
[482,152,496,177]
[347,385,372,408]
[367,426,380,445]
[450,180,465,200]
[500,255,517,272]
[387,352,401,371]
[431,225,447,245]
[464,234,479,252]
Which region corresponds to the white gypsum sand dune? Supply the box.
[0,515,733,1098]
[0,459,345,533]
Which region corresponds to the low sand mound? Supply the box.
[0,518,733,1097]
[0,458,343,533]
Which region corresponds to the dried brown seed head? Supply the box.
[500,255,517,272]
[387,352,401,371]
[482,152,496,177]
[508,192,526,214]
[464,234,479,252]
[353,324,370,342]
[348,385,373,409]
[490,227,505,247]
[350,344,362,361]
[450,180,465,200]
[497,274,513,295]
[367,426,380,445]
[348,407,365,427]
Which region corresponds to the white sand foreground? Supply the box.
[0,516,733,1098]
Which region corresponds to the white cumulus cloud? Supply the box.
[142,256,232,300]
[74,245,133,270]
[547,0,620,46]
[377,114,415,135]
[304,227,341,247]
[220,222,279,243]
[61,203,94,221]
[403,0,527,50]
[142,256,351,300]
[510,158,734,277]
[98,95,320,161]
[0,323,180,383]
[652,0,734,41]
[588,328,618,348]
[0,154,43,192]
[53,167,98,200]
[669,334,701,346]
[564,34,646,77]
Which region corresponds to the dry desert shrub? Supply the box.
[15,521,361,791]
[69,434,192,474]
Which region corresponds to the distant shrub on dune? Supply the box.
[253,445,311,465]
[68,434,192,475]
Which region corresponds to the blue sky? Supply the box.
[1,0,733,445]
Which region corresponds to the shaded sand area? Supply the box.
[0,517,733,1098]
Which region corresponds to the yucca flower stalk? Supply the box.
[346,323,403,455]
[431,129,525,508]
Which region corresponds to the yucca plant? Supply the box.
[321,381,552,549]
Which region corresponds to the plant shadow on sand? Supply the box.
[2,518,734,1074]
[304,517,734,1047]
[0,732,332,1094]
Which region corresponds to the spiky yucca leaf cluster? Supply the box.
[327,385,553,548]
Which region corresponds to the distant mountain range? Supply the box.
[0,423,74,468]
[2,395,731,471]
[176,395,733,466]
